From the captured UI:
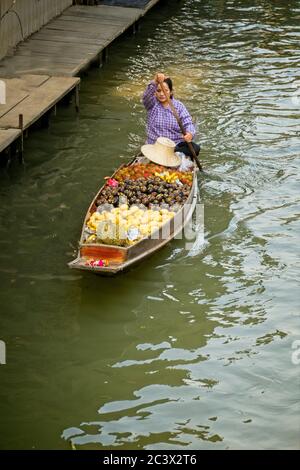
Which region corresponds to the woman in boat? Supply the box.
[142,72,200,157]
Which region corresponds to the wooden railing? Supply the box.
[0,0,73,61]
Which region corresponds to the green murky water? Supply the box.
[0,0,299,450]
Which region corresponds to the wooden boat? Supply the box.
[68,156,198,275]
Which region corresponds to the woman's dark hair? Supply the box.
[164,78,173,95]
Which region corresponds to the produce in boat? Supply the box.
[68,158,197,275]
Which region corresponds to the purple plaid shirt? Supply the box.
[142,81,196,144]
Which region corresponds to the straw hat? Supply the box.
[141,137,181,167]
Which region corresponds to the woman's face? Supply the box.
[155,82,171,103]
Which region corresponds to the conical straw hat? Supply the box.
[141,137,181,167]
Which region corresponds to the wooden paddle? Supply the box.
[158,79,203,172]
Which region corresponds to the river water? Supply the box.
[0,0,299,450]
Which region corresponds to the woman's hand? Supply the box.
[183,132,193,143]
[154,73,165,84]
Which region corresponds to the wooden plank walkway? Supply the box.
[0,75,80,154]
[0,2,160,77]
[0,75,80,130]
[0,129,21,153]
[0,0,161,155]
[0,75,49,119]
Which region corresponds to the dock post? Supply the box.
[133,19,141,35]
[75,85,80,113]
[96,52,102,68]
[18,113,24,164]
[103,47,108,63]
[5,146,12,170]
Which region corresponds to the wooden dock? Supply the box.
[0,75,80,157]
[0,129,21,154]
[0,0,161,158]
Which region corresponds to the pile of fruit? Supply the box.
[83,162,193,247]
[115,163,193,186]
[96,177,191,208]
[84,204,175,247]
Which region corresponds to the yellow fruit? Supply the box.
[87,234,97,243]
[87,221,97,231]
[140,214,150,224]
[139,224,149,236]
[129,205,139,214]
[151,212,160,221]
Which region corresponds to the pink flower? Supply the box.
[107,178,118,187]
[85,259,108,267]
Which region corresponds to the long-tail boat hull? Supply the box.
[68,158,198,275]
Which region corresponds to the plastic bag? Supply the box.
[176,152,194,172]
